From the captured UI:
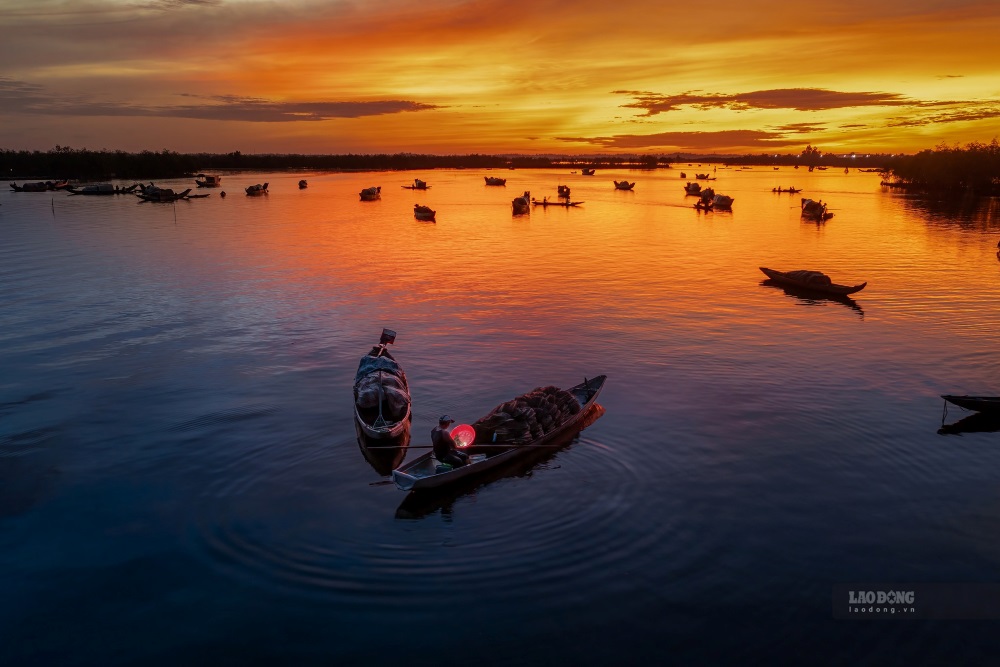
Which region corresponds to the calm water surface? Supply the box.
[2,168,1000,665]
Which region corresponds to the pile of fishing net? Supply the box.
[354,354,410,421]
[471,386,582,445]
[784,270,832,286]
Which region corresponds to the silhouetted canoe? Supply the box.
[402,178,429,190]
[759,267,866,295]
[392,375,606,492]
[613,180,635,190]
[942,395,1000,413]
[137,188,192,202]
[532,198,582,207]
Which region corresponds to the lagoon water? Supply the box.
[2,168,1000,664]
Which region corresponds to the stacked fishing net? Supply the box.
[354,353,410,421]
[472,386,582,446]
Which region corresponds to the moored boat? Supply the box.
[613,180,635,190]
[245,183,269,196]
[360,186,381,201]
[67,183,116,195]
[136,187,192,202]
[298,179,308,189]
[414,204,436,221]
[759,267,866,295]
[941,395,1000,413]
[712,194,734,210]
[684,182,702,195]
[392,375,607,492]
[10,180,67,192]
[355,329,412,439]
[484,176,507,186]
[581,168,595,176]
[402,178,429,190]
[512,190,530,215]
[195,174,221,187]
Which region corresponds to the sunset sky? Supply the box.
[1,0,998,155]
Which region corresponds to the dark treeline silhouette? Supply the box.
[4,145,901,182]
[883,140,1000,195]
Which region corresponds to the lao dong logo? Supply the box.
[850,591,915,605]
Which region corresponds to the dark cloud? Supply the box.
[557,130,782,150]
[773,122,827,133]
[615,88,912,115]
[0,79,437,122]
[887,104,1000,127]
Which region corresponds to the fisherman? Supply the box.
[432,415,469,468]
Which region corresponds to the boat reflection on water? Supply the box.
[356,419,410,476]
[394,404,606,521]
[760,279,864,318]
[938,411,1000,436]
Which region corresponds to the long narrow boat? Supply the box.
[354,329,411,439]
[531,198,583,207]
[136,188,192,202]
[392,375,606,492]
[759,267,866,295]
[942,395,1000,413]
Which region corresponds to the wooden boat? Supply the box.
[360,186,381,201]
[392,375,607,492]
[512,191,530,215]
[772,187,802,194]
[195,174,221,187]
[759,267,866,295]
[695,173,716,180]
[10,181,67,192]
[414,204,436,221]
[298,179,308,189]
[684,182,702,195]
[67,183,116,195]
[137,188,192,202]
[613,180,635,190]
[356,419,410,476]
[484,176,507,186]
[245,183,269,196]
[800,197,833,221]
[941,396,1000,413]
[581,168,595,176]
[402,178,429,190]
[531,198,582,207]
[355,329,411,439]
[712,194,734,210]
[557,185,571,198]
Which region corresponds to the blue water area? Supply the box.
[2,169,1000,665]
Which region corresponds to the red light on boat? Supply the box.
[451,424,476,448]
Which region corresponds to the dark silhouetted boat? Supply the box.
[613,180,635,190]
[413,204,436,221]
[581,168,595,175]
[298,179,308,189]
[245,183,268,196]
[137,187,192,202]
[484,176,507,186]
[942,396,1000,413]
[402,178,429,190]
[512,190,530,215]
[801,197,833,221]
[759,267,866,295]
[360,186,381,201]
[195,174,221,187]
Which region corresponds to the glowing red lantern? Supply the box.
[451,424,476,449]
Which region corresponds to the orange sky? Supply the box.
[1,0,998,155]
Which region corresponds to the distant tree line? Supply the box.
[882,140,1000,195]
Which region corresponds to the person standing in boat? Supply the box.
[432,415,469,468]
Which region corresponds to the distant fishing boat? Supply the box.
[532,198,582,207]
[613,180,635,190]
[484,176,507,186]
[557,185,571,198]
[137,187,192,202]
[195,174,221,187]
[581,168,595,176]
[759,267,866,295]
[67,183,116,195]
[402,178,429,190]
[512,191,530,215]
[360,186,381,201]
[299,179,308,189]
[801,197,833,221]
[414,204,436,221]
[245,183,268,196]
